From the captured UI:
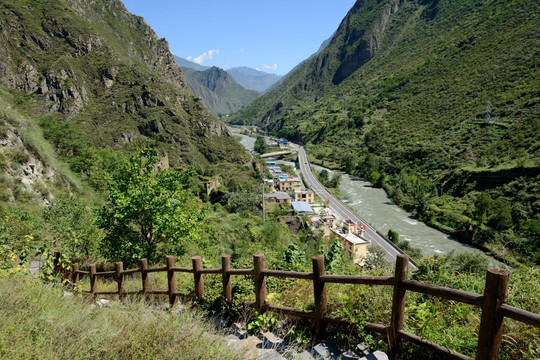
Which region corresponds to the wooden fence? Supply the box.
[55,252,540,360]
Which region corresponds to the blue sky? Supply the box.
[121,0,356,75]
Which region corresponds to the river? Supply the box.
[230,127,502,265]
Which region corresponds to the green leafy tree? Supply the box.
[283,242,303,269]
[254,136,267,154]
[97,148,204,265]
[225,192,260,214]
[329,172,342,188]
[474,193,493,224]
[387,229,400,244]
[319,169,329,183]
[325,240,344,271]
[44,194,102,260]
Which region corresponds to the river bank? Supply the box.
[230,127,503,266]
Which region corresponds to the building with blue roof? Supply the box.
[292,201,313,214]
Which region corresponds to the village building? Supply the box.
[322,213,337,228]
[278,176,302,192]
[329,227,370,265]
[343,218,358,234]
[291,201,313,215]
[264,192,293,205]
[294,188,314,204]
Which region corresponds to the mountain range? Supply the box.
[229,0,540,262]
[0,0,252,203]
[226,67,282,93]
[174,56,282,93]
[173,56,282,116]
[180,66,260,118]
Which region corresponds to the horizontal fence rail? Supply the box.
[54,252,539,360]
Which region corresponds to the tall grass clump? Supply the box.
[0,273,245,360]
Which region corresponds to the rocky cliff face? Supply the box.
[0,0,242,166]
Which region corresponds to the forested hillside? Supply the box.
[229,0,540,263]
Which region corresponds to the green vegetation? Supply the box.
[387,229,423,261]
[97,148,205,265]
[317,169,342,189]
[0,0,538,358]
[0,273,244,360]
[0,0,249,167]
[1,141,538,359]
[229,0,540,264]
[254,135,268,154]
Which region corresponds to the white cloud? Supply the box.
[239,49,244,53]
[190,49,220,65]
[263,63,278,71]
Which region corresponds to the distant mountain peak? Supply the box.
[177,63,260,117]
[226,67,282,93]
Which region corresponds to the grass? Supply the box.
[0,273,245,360]
[0,89,91,197]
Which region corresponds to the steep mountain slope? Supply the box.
[227,67,282,93]
[0,0,248,167]
[181,67,260,117]
[173,55,210,72]
[229,0,540,262]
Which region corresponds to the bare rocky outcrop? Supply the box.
[0,127,56,204]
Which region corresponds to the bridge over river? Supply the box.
[260,150,293,158]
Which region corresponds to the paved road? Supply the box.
[296,145,414,267]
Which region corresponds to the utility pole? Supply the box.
[262,181,265,222]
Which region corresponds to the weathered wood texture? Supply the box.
[312,255,328,339]
[389,254,409,355]
[253,253,267,312]
[476,269,509,360]
[66,252,538,360]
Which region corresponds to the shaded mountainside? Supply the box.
[0,0,249,167]
[181,66,260,118]
[229,0,540,262]
[227,67,282,93]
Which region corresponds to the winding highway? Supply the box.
[295,145,415,267]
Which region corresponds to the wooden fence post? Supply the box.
[476,268,509,360]
[89,263,97,298]
[166,255,177,306]
[140,258,149,297]
[116,261,124,298]
[313,255,328,339]
[192,256,204,298]
[253,253,266,312]
[72,263,79,290]
[389,254,409,355]
[222,254,232,304]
